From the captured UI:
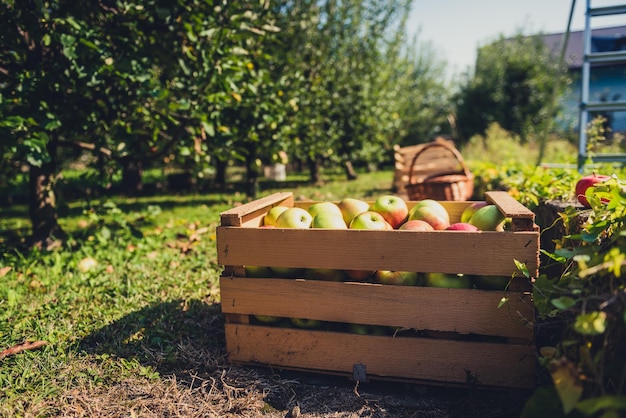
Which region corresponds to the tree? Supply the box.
[454,32,569,144]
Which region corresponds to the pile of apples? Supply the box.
[262,194,506,233]
[247,194,510,289]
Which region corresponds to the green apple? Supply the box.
[460,201,489,223]
[424,272,473,289]
[472,275,510,290]
[307,201,343,218]
[468,205,505,231]
[399,220,435,231]
[254,314,282,324]
[337,197,370,226]
[408,199,450,230]
[349,211,388,230]
[312,211,347,229]
[374,270,423,286]
[304,268,346,281]
[371,195,409,229]
[264,205,289,226]
[290,318,323,329]
[245,265,273,278]
[276,207,313,228]
[348,323,371,335]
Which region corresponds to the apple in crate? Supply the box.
[468,205,505,231]
[245,265,273,278]
[337,197,370,226]
[425,272,473,289]
[276,207,313,228]
[312,211,347,229]
[371,195,409,229]
[460,201,488,223]
[408,199,450,230]
[291,318,323,329]
[374,270,423,286]
[446,222,479,231]
[264,205,289,226]
[307,201,343,218]
[349,211,389,230]
[399,219,434,231]
[254,314,282,324]
[575,173,611,208]
[304,268,346,281]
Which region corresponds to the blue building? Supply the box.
[543,25,626,136]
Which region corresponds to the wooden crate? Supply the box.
[217,191,539,389]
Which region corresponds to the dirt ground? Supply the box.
[35,303,532,418]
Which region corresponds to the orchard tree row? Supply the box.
[0,0,564,247]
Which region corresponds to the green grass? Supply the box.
[0,168,397,416]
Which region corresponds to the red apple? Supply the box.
[408,200,450,230]
[446,222,479,232]
[460,201,489,223]
[399,219,435,231]
[344,269,375,281]
[575,174,611,208]
[371,195,409,229]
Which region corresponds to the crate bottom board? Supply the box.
[225,324,536,389]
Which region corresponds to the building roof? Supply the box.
[543,25,626,68]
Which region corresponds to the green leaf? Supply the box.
[576,396,626,415]
[574,311,607,335]
[550,359,583,414]
[551,296,576,310]
[521,385,567,418]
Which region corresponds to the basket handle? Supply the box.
[407,141,472,186]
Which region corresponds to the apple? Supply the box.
[446,222,479,232]
[311,211,348,229]
[344,269,375,281]
[468,205,505,231]
[371,195,409,229]
[424,272,473,289]
[290,318,323,329]
[348,323,371,335]
[245,265,273,278]
[307,201,343,218]
[460,201,489,223]
[472,275,511,290]
[575,173,611,208]
[399,219,435,231]
[254,314,282,324]
[304,268,346,281]
[408,199,450,230]
[276,207,313,228]
[349,211,389,230]
[264,205,289,226]
[337,197,370,226]
[270,266,304,278]
[374,270,423,286]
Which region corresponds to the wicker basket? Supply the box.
[405,141,474,201]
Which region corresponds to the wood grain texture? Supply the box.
[225,324,536,389]
[220,277,534,340]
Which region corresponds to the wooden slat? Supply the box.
[220,277,534,340]
[224,325,536,389]
[486,191,536,232]
[217,227,539,277]
[220,192,294,226]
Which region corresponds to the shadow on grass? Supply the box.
[79,299,227,377]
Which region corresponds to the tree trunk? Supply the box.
[214,158,227,189]
[344,160,358,180]
[245,155,259,199]
[307,156,321,184]
[120,157,144,195]
[27,140,66,250]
